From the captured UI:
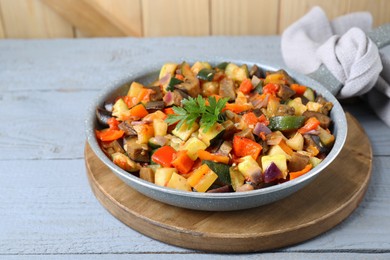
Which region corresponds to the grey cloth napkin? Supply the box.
[281,6,390,127]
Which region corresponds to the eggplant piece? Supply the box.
[219,77,236,101]
[311,135,331,154]
[118,120,137,136]
[276,104,295,116]
[125,138,150,163]
[145,86,163,101]
[206,185,231,193]
[249,64,263,79]
[303,111,331,129]
[139,167,155,183]
[275,69,295,85]
[277,84,296,101]
[236,183,255,192]
[96,107,112,126]
[315,96,333,115]
[144,101,165,111]
[303,134,329,155]
[100,140,125,157]
[288,152,310,172]
[235,128,255,141]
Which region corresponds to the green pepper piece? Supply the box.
[167,77,183,92]
[268,116,305,131]
[197,68,216,81]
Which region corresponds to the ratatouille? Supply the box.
[95,62,335,193]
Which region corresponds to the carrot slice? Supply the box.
[197,150,230,164]
[289,164,313,180]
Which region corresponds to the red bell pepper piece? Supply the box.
[95,129,124,142]
[151,146,176,167]
[233,135,262,160]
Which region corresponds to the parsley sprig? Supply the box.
[165,95,229,132]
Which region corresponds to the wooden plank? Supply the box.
[0,0,73,38]
[74,0,142,38]
[42,0,140,37]
[142,0,210,37]
[0,157,389,254]
[348,0,390,27]
[2,253,390,259]
[211,0,279,35]
[0,10,5,38]
[85,111,373,252]
[278,0,350,33]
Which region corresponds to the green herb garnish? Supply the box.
[165,95,229,132]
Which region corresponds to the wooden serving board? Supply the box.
[84,113,372,253]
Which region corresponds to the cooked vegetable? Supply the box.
[95,61,336,193]
[202,160,231,185]
[152,146,176,167]
[268,116,305,132]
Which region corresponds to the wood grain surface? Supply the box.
[0,0,389,38]
[1,37,389,258]
[85,113,372,253]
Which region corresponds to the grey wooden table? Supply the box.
[1,36,389,259]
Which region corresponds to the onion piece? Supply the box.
[263,162,282,183]
[253,122,272,136]
[153,136,168,146]
[163,91,174,106]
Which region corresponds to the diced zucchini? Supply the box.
[268,116,305,132]
[187,164,218,192]
[148,137,162,149]
[203,160,231,185]
[112,98,129,121]
[153,118,168,137]
[237,155,262,184]
[159,63,178,79]
[168,135,183,151]
[309,157,323,168]
[155,168,177,187]
[127,82,144,97]
[197,68,216,81]
[286,132,304,151]
[198,123,224,146]
[261,154,288,179]
[166,77,183,92]
[287,98,307,116]
[182,137,207,160]
[216,62,228,70]
[317,126,335,146]
[229,167,245,191]
[111,152,140,172]
[191,61,212,75]
[167,172,191,191]
[303,88,315,101]
[225,63,249,82]
[172,121,199,141]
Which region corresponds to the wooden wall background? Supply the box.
[0,0,389,39]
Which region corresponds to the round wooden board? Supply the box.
[85,113,372,253]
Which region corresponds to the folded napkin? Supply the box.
[281,6,390,127]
